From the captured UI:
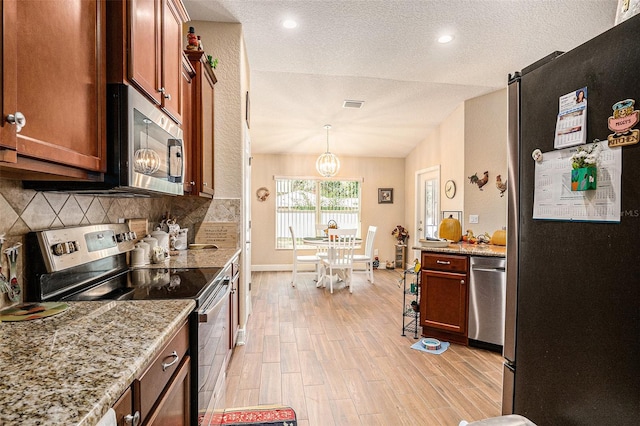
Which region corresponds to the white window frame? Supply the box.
[274,176,362,249]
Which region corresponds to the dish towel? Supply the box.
[95,408,117,426]
[410,340,450,355]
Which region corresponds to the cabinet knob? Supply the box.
[124,411,140,426]
[164,92,171,100]
[158,87,166,94]
[6,112,26,132]
[461,279,465,285]
[190,181,195,186]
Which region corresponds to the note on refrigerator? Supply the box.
[554,87,588,149]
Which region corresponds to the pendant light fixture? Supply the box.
[315,124,340,177]
[134,118,161,175]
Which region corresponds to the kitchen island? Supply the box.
[412,243,505,346]
[0,299,194,425]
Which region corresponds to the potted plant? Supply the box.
[570,143,601,191]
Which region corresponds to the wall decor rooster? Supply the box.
[468,171,489,190]
[496,175,507,197]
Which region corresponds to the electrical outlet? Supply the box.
[374,249,379,256]
[469,214,479,224]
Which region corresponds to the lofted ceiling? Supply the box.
[182,0,617,158]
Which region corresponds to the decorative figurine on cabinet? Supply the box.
[186,26,199,51]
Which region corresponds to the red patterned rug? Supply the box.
[205,405,297,426]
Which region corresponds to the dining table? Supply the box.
[301,236,362,288]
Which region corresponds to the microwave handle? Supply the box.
[168,139,183,181]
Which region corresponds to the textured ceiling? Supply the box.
[183,0,617,158]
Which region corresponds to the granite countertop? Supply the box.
[0,299,195,426]
[137,247,241,269]
[413,242,506,257]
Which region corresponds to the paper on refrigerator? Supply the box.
[533,142,622,222]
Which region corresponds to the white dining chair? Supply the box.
[320,228,357,293]
[289,226,321,287]
[314,223,329,259]
[353,225,377,283]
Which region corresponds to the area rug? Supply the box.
[410,339,450,355]
[217,405,297,426]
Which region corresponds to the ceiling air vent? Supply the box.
[343,100,364,109]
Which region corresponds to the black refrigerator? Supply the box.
[503,14,640,426]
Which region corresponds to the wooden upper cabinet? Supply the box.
[181,54,195,194]
[109,0,189,125]
[129,0,162,106]
[185,50,217,197]
[161,0,186,122]
[1,0,107,179]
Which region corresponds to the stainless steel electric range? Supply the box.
[25,223,233,426]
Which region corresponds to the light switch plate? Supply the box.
[469,215,479,224]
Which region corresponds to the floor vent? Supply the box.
[343,100,364,109]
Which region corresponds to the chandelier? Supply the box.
[134,118,161,175]
[315,124,340,177]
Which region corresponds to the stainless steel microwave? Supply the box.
[25,84,184,196]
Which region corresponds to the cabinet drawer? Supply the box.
[135,321,189,422]
[422,253,467,273]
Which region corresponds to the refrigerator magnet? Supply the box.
[532,149,543,162]
[607,98,639,147]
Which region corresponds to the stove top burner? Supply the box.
[60,267,223,306]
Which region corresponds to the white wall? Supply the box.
[188,21,244,198]
[464,89,508,236]
[404,89,507,258]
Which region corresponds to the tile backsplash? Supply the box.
[0,178,240,309]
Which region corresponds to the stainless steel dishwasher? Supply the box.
[469,256,506,351]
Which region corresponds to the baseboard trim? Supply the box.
[236,327,247,346]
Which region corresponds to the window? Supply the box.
[275,178,361,249]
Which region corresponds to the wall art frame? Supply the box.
[378,188,393,204]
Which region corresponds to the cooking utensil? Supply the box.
[4,243,22,302]
[0,234,12,301]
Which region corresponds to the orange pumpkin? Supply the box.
[438,215,462,242]
[491,229,507,246]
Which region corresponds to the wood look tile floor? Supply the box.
[223,270,503,426]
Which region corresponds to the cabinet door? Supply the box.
[129,0,161,106]
[145,356,191,426]
[1,0,106,177]
[199,66,215,195]
[181,54,195,194]
[160,0,185,123]
[420,270,468,334]
[112,387,138,426]
[186,50,216,197]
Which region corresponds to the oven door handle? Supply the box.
[198,277,231,323]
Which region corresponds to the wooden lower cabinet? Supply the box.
[119,321,190,425]
[145,356,190,426]
[420,253,469,345]
[112,387,136,426]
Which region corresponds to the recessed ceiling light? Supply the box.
[283,19,297,29]
[438,34,454,44]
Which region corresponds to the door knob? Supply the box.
[6,112,26,132]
